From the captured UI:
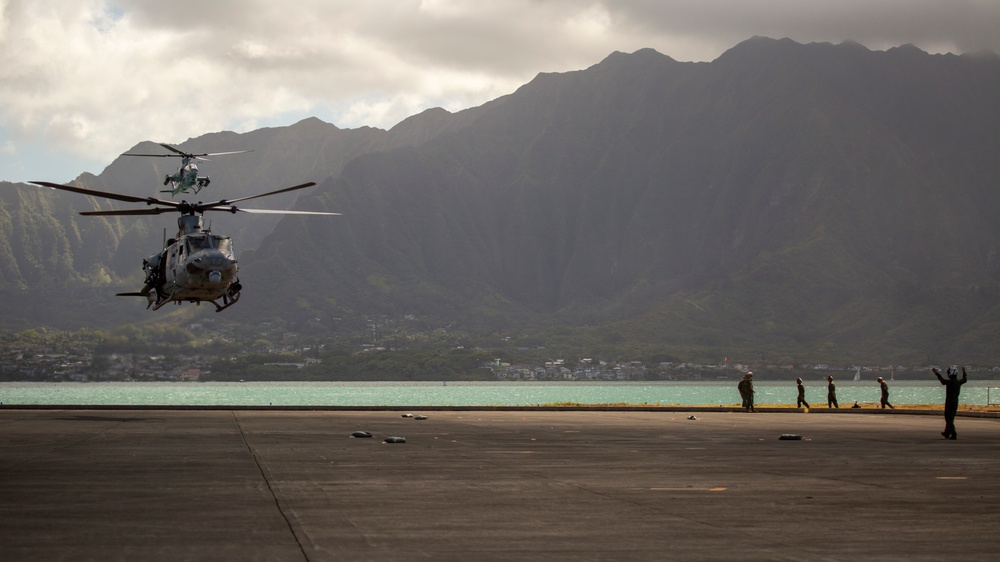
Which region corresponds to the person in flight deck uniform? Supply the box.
[745,372,756,412]
[827,375,839,408]
[877,376,894,409]
[796,377,809,408]
[933,366,967,439]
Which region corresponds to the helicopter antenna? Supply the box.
[162,228,167,249]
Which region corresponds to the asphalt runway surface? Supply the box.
[2,408,998,561]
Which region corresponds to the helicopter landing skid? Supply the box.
[211,291,240,313]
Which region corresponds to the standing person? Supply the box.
[827,375,839,408]
[933,366,967,439]
[737,374,749,411]
[796,377,810,408]
[878,376,894,409]
[745,372,756,412]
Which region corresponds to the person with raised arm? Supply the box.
[932,366,967,439]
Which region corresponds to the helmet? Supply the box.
[947,367,958,377]
[877,376,883,382]
[828,376,833,381]
[796,377,802,384]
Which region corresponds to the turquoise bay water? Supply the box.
[1,380,997,407]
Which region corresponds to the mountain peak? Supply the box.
[599,48,674,67]
[837,39,870,53]
[886,43,928,57]
[290,116,339,131]
[715,36,804,64]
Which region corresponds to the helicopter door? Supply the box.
[167,241,183,281]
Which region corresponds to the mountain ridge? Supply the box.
[4,37,1000,363]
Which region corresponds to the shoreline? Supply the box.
[2,403,999,417]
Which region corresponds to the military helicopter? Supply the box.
[122,143,252,196]
[28,180,339,312]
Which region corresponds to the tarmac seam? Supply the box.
[232,411,311,562]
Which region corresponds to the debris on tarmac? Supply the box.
[351,431,373,438]
[384,436,407,443]
[778,434,803,440]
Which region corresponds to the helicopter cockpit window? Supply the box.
[213,236,232,254]
[186,236,212,252]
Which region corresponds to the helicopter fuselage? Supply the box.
[142,215,242,311]
[164,158,210,195]
[25,178,331,314]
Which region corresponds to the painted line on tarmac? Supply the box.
[650,487,727,492]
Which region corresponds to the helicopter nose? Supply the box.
[188,251,237,287]
[191,252,237,271]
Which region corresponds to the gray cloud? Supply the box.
[1,0,997,181]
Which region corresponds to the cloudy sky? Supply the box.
[2,0,998,183]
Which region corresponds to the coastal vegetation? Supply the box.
[4,325,1000,383]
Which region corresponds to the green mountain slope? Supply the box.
[239,38,1000,361]
[4,37,1000,364]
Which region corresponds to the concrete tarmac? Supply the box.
[2,408,999,561]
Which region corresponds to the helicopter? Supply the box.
[28,180,339,312]
[122,143,252,196]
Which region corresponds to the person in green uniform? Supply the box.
[827,375,839,408]
[877,376,894,409]
[796,377,809,408]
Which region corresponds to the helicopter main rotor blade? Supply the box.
[201,150,253,157]
[197,181,317,210]
[123,145,253,160]
[29,181,181,207]
[159,143,189,156]
[210,207,341,216]
[28,180,330,216]
[80,208,176,216]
